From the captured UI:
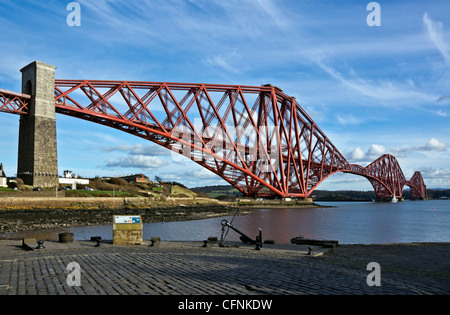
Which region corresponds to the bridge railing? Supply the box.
[0,89,30,115]
[347,164,367,176]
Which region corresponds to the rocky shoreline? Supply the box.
[0,196,322,240]
[0,204,244,240]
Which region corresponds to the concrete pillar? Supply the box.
[17,61,59,188]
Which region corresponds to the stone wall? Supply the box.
[0,191,65,198]
[0,197,128,210]
[0,196,220,210]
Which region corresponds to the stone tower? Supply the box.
[17,61,59,188]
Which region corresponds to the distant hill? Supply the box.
[191,185,377,201]
[311,190,375,201]
[192,185,450,200]
[191,185,241,199]
[426,189,450,199]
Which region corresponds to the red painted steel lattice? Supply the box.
[407,171,427,200]
[52,80,353,198]
[0,89,30,115]
[0,82,427,200]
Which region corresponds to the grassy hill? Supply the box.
[64,178,199,199]
[191,185,241,199]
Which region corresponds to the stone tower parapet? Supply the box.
[17,61,59,188]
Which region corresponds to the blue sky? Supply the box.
[0,0,449,190]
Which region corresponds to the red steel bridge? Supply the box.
[0,80,426,200]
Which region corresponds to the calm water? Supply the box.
[70,200,450,245]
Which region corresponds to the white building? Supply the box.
[59,170,89,189]
[0,164,7,188]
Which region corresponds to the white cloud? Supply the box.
[391,138,448,157]
[336,114,364,125]
[253,0,290,30]
[103,144,171,156]
[105,155,167,171]
[349,147,365,161]
[419,166,450,188]
[312,57,436,106]
[348,138,447,162]
[191,168,220,179]
[367,144,387,157]
[420,166,450,179]
[423,138,447,152]
[423,13,450,64]
[435,110,449,117]
[204,51,242,74]
[157,165,226,188]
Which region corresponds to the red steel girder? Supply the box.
[53,79,350,198]
[363,154,407,199]
[0,89,30,115]
[406,171,426,200]
[0,80,427,200]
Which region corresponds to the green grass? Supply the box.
[66,190,137,197]
[0,187,15,192]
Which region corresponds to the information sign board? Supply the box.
[114,216,141,224]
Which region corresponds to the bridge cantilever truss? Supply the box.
[0,89,30,115]
[0,80,426,200]
[408,171,427,200]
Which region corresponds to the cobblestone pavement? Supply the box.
[0,240,448,295]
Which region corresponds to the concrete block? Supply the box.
[113,215,143,245]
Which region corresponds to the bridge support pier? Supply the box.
[375,196,404,202]
[17,61,59,188]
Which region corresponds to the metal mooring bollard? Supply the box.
[35,240,45,249]
[95,239,102,247]
[307,247,313,255]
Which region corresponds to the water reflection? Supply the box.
[70,200,450,245]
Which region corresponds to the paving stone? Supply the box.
[0,240,448,295]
